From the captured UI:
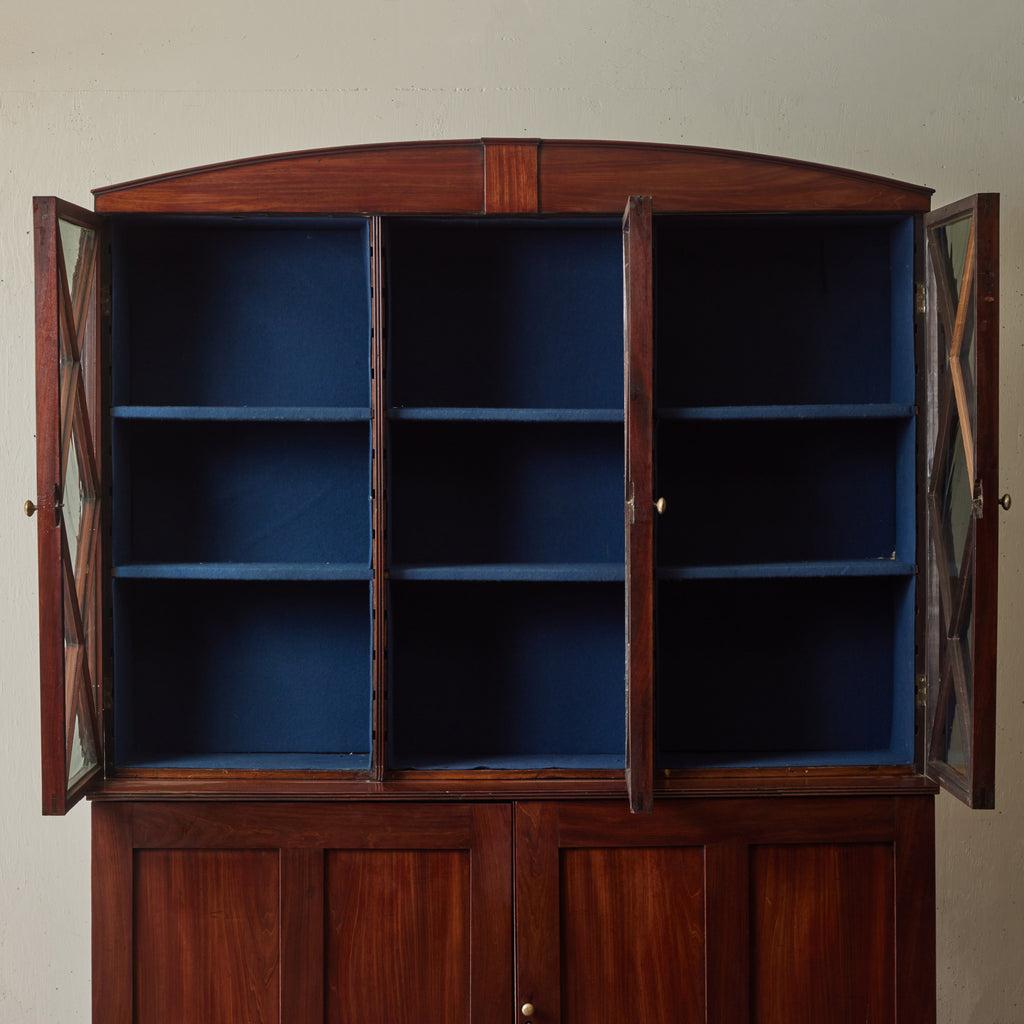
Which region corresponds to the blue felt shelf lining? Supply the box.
[104,214,919,770]
[659,560,915,580]
[656,417,915,565]
[114,563,371,581]
[121,753,370,771]
[114,419,371,565]
[391,563,624,582]
[112,218,371,408]
[394,754,624,771]
[658,403,914,421]
[656,576,915,765]
[112,405,370,422]
[389,581,625,763]
[388,219,624,408]
[389,406,623,422]
[114,579,372,764]
[660,750,913,769]
[656,216,916,407]
[390,421,623,566]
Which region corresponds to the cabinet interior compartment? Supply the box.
[386,218,624,411]
[388,582,625,770]
[113,579,372,769]
[657,576,915,767]
[656,418,916,569]
[389,421,623,573]
[656,215,915,408]
[111,216,370,408]
[113,420,371,570]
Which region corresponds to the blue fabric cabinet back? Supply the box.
[109,214,915,771]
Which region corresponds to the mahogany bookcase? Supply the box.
[30,139,1004,1022]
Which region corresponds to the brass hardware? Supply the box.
[915,281,927,316]
[654,496,667,515]
[916,675,928,710]
[999,493,1012,511]
[24,499,37,518]
[521,1004,535,1019]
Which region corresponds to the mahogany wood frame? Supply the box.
[624,196,654,812]
[35,139,1010,808]
[923,194,1000,808]
[34,197,106,815]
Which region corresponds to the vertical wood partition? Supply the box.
[370,216,389,780]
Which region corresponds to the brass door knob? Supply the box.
[521,1004,535,1019]
[24,499,37,518]
[999,493,1012,511]
[654,496,667,515]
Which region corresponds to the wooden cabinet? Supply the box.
[28,140,1004,1019]
[93,797,932,1023]
[516,799,934,1024]
[93,803,512,1023]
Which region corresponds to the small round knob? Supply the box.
[999,493,1012,511]
[521,1003,535,1019]
[24,499,37,518]
[654,496,667,515]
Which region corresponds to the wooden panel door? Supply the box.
[924,194,1001,808]
[93,802,512,1024]
[33,197,106,815]
[515,797,935,1024]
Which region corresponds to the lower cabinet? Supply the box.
[92,797,935,1023]
[93,803,512,1023]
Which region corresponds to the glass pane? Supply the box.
[941,215,972,300]
[66,696,98,788]
[941,412,973,577]
[58,219,94,330]
[64,430,86,574]
[961,584,974,692]
[946,690,968,773]
[960,297,977,427]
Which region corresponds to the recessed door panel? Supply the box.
[326,850,471,1024]
[560,846,705,1023]
[751,844,895,1023]
[134,850,280,1024]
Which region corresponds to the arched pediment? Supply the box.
[93,138,931,214]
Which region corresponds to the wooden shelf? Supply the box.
[389,407,622,422]
[112,406,371,422]
[657,403,914,421]
[114,563,372,581]
[391,563,624,582]
[658,560,915,580]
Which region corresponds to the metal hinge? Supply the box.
[916,282,927,316]
[916,674,928,709]
[973,480,984,518]
[626,482,636,525]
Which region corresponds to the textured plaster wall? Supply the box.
[0,1,1021,1020]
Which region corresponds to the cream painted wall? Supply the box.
[1,1,1021,1020]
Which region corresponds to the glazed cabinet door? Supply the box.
[93,803,512,1024]
[924,195,1002,807]
[515,798,935,1024]
[33,197,106,814]
[623,195,655,812]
